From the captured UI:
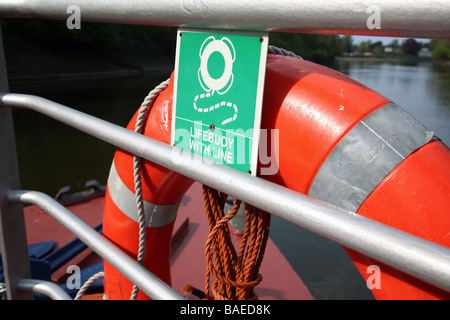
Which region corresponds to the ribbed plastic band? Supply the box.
[107,161,179,227]
[309,103,435,212]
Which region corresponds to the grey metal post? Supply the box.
[0,22,33,300]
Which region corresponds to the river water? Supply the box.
[9,59,450,300]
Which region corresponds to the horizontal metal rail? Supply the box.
[6,190,185,300]
[1,0,449,39]
[17,279,72,300]
[1,92,449,293]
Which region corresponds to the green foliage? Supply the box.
[429,40,450,61]
[2,19,349,63]
[6,19,448,64]
[269,32,344,62]
[341,35,353,53]
[1,19,177,57]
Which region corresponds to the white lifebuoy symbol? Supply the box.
[198,36,235,95]
[194,36,238,126]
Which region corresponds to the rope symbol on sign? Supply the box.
[194,36,238,126]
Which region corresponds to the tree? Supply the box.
[390,39,400,50]
[358,41,368,53]
[370,41,383,55]
[429,39,450,61]
[342,35,353,53]
[401,38,422,56]
[269,33,344,62]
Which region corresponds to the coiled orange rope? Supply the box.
[184,185,271,300]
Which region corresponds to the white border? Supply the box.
[251,32,268,175]
[171,28,268,176]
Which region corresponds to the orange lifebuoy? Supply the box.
[102,53,450,300]
[102,77,194,300]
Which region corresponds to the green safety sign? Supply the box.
[171,28,268,175]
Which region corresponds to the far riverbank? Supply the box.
[335,55,430,62]
[335,55,450,68]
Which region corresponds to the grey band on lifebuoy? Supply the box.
[309,103,435,213]
[107,162,180,228]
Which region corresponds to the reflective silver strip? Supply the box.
[309,103,435,213]
[107,161,179,228]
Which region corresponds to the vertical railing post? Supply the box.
[0,21,33,300]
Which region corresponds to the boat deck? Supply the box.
[20,182,313,300]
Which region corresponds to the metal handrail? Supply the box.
[6,190,185,300]
[0,0,449,39]
[17,279,73,300]
[1,93,449,294]
[1,0,449,299]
